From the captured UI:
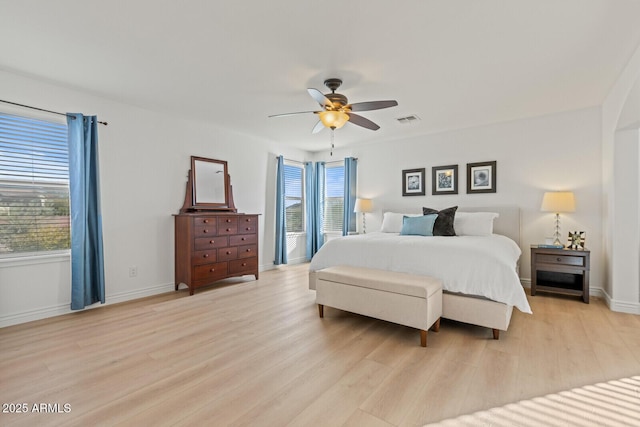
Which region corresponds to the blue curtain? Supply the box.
[305,161,325,260]
[274,155,288,265]
[342,157,357,236]
[67,113,105,310]
[314,161,326,251]
[304,162,316,260]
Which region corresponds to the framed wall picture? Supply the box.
[568,231,586,249]
[402,168,425,196]
[467,161,497,194]
[432,165,458,195]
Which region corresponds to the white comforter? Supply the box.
[309,232,532,313]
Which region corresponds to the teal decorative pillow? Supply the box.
[400,214,438,236]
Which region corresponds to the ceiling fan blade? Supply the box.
[311,121,325,134]
[347,113,380,131]
[348,100,398,112]
[268,110,319,118]
[307,88,333,108]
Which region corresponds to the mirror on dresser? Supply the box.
[180,156,237,213]
[175,156,259,295]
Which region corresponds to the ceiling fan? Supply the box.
[269,78,398,133]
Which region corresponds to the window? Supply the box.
[0,113,70,256]
[283,162,304,233]
[323,163,344,233]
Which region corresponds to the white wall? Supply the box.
[320,107,604,287]
[602,40,640,314]
[0,70,309,326]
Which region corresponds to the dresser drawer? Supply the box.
[229,234,257,246]
[238,216,258,234]
[218,247,238,261]
[194,236,228,251]
[191,249,216,265]
[194,224,217,237]
[237,244,257,259]
[218,217,238,235]
[194,216,218,227]
[537,254,585,267]
[229,257,258,274]
[193,262,228,281]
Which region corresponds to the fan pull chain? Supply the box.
[330,128,335,156]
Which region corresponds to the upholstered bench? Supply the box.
[315,265,443,347]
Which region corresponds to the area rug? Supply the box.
[426,376,640,427]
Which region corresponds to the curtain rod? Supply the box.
[0,99,108,125]
[278,157,358,163]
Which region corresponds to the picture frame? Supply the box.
[467,161,497,194]
[568,231,586,250]
[432,164,458,195]
[402,168,425,196]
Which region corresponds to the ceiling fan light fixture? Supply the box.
[318,110,349,129]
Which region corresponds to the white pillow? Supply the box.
[380,212,422,233]
[454,212,499,236]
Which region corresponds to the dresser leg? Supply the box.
[492,329,500,340]
[318,304,324,318]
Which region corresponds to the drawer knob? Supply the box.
[204,254,209,258]
[226,219,231,223]
[203,229,208,233]
[209,268,215,272]
[226,228,231,232]
[242,263,247,266]
[203,219,209,224]
[246,249,251,252]
[241,237,246,241]
[209,240,215,244]
[226,251,232,255]
[246,227,251,231]
[246,218,251,222]
[557,257,562,262]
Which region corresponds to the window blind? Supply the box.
[284,163,304,233]
[323,164,344,232]
[0,113,70,255]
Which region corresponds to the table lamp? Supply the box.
[541,191,575,247]
[354,198,373,234]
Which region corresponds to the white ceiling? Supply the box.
[2,1,640,152]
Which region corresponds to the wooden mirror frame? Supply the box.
[180,156,237,213]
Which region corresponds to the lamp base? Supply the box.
[552,213,564,248]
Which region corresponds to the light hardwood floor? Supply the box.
[1,263,639,426]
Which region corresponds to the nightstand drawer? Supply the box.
[537,254,585,267]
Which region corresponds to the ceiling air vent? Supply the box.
[396,115,421,124]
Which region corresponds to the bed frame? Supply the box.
[308,205,522,339]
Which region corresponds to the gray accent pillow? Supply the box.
[422,206,458,236]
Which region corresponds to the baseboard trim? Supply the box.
[0,282,175,328]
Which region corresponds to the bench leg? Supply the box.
[420,330,427,347]
[318,304,324,318]
[431,317,441,332]
[492,329,500,340]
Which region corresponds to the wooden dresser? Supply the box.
[174,212,259,295]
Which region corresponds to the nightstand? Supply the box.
[530,245,590,303]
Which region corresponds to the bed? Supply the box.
[308,205,532,338]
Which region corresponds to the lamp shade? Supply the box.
[318,110,349,129]
[354,198,373,213]
[541,191,576,213]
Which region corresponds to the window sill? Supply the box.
[0,251,70,268]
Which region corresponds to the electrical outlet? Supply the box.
[129,266,137,277]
